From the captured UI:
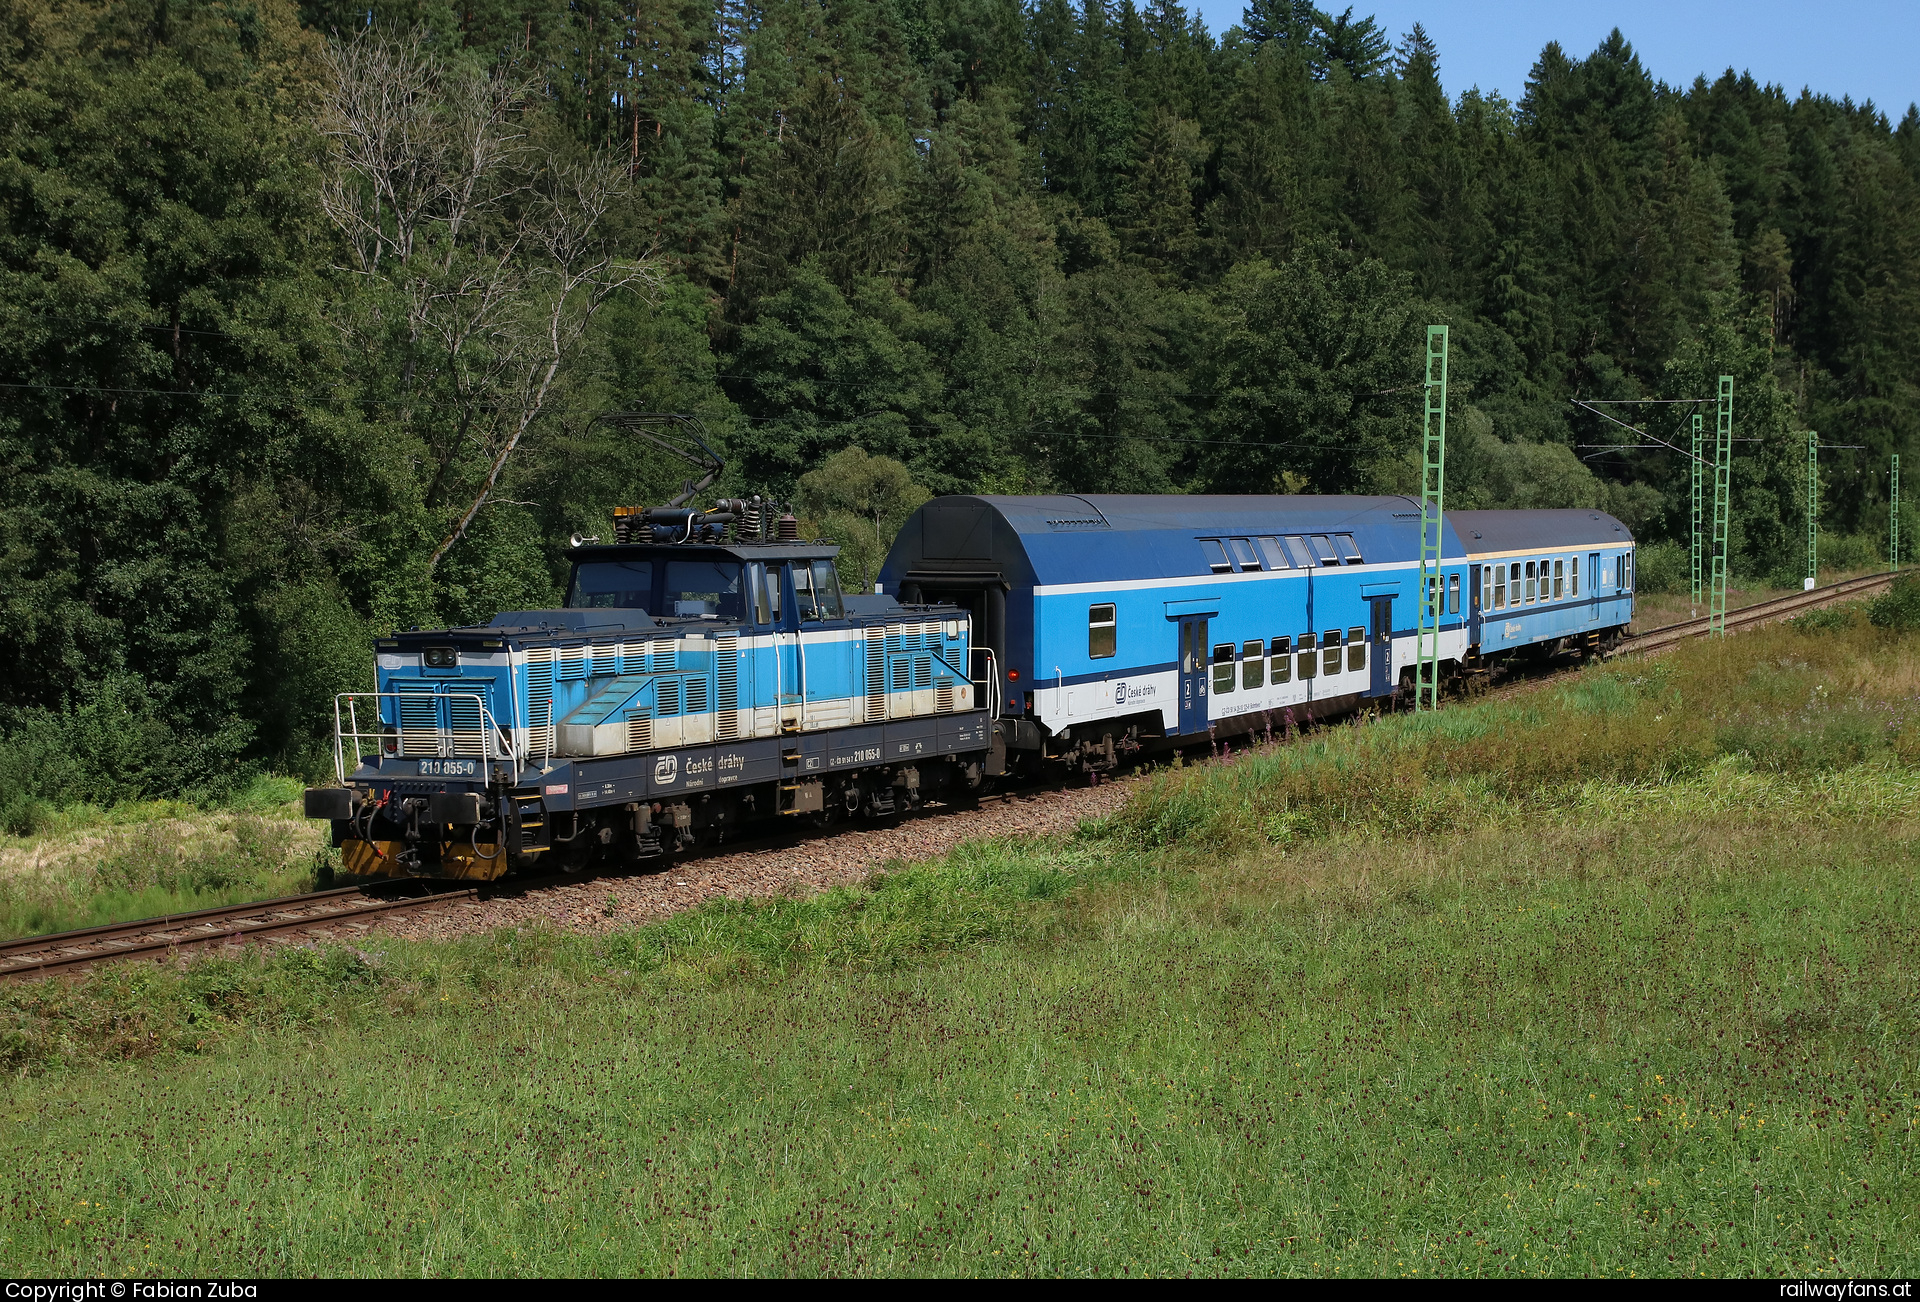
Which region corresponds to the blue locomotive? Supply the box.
[306,486,1633,879]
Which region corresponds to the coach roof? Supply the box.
[1450,509,1633,559]
[884,494,1473,588]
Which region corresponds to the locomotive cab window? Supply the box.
[1255,536,1290,570]
[663,560,746,619]
[1334,534,1363,564]
[748,563,770,624]
[1242,640,1263,689]
[1201,539,1232,573]
[1296,633,1317,680]
[1270,636,1292,683]
[567,559,655,610]
[1212,643,1236,694]
[1346,626,1366,673]
[1228,537,1260,570]
[792,561,842,623]
[1089,604,1117,659]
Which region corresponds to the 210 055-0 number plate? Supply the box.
[417,759,478,777]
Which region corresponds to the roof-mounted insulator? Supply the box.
[613,505,642,544]
[777,513,800,542]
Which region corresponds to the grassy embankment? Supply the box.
[1,608,1917,1277]
[0,776,330,940]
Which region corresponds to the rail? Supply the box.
[1618,570,1896,656]
[332,691,513,784]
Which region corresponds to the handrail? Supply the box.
[969,646,1000,720]
[332,691,512,785]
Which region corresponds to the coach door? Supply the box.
[1177,616,1209,734]
[1588,552,1601,621]
[1368,598,1394,697]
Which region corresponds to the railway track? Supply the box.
[0,882,487,979]
[3,570,1898,982]
[1618,570,1896,655]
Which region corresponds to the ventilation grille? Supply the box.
[913,655,932,689]
[892,659,909,691]
[558,644,588,681]
[525,648,554,757]
[657,679,681,717]
[885,622,921,653]
[652,640,677,673]
[626,714,653,751]
[865,628,885,723]
[685,675,709,715]
[715,635,739,740]
[398,688,439,756]
[935,682,954,713]
[447,694,485,756]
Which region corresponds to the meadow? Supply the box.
[0,609,1915,1278]
[0,776,329,940]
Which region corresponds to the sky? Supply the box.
[1183,0,1920,118]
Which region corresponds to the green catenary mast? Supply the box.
[1416,325,1448,712]
[1710,376,1734,635]
[1806,431,1819,590]
[1691,413,1704,610]
[1893,454,1902,572]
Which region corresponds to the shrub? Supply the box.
[1868,575,1920,631]
[1633,539,1688,594]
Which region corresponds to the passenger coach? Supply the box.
[877,496,1634,774]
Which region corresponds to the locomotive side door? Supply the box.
[1177,616,1209,734]
[1368,597,1394,698]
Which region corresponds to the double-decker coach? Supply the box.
[878,495,1634,776]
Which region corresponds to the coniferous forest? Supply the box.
[4,0,1919,809]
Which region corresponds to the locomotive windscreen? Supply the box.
[663,560,746,618]
[568,559,654,609]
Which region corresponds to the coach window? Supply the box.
[1283,536,1316,568]
[1310,535,1340,566]
[1622,551,1634,591]
[1523,561,1536,604]
[1229,537,1260,570]
[1270,636,1292,683]
[1256,536,1290,570]
[1297,633,1317,680]
[1201,539,1232,573]
[1346,626,1366,673]
[1448,574,1461,615]
[1510,563,1522,604]
[1212,643,1237,694]
[1493,565,1506,609]
[1571,554,1580,596]
[1243,640,1264,689]
[1089,604,1117,659]
[1334,534,1363,564]
[1322,629,1342,676]
[1554,559,1565,599]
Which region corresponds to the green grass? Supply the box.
[1,620,1917,1277]
[0,777,328,941]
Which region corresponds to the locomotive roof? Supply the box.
[881,495,1634,587]
[567,541,842,564]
